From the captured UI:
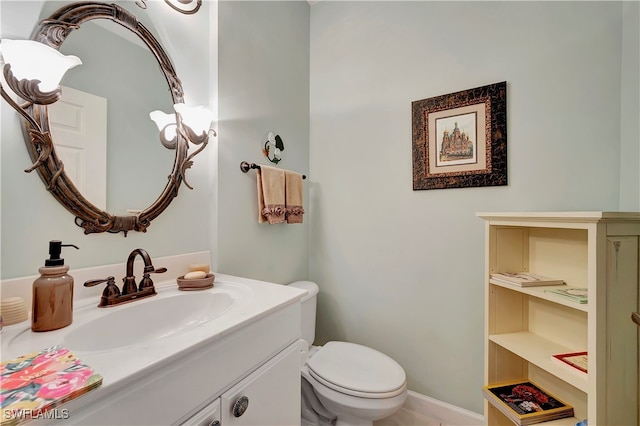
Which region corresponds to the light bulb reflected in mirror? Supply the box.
[149,110,178,149]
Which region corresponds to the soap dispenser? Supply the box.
[32,240,79,332]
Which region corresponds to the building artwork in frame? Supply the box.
[436,113,477,166]
[412,81,507,190]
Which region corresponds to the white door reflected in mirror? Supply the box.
[48,85,107,210]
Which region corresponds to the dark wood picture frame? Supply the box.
[412,81,507,190]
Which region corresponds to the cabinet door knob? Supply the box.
[632,312,640,327]
[208,421,220,426]
[232,396,249,417]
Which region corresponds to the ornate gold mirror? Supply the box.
[9,2,207,236]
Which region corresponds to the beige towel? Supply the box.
[257,165,286,224]
[285,171,304,224]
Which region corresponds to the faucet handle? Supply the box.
[138,266,167,291]
[143,265,167,274]
[84,276,120,307]
[84,276,117,289]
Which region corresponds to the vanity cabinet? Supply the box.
[181,399,221,426]
[34,298,303,426]
[182,341,301,426]
[220,341,301,425]
[478,212,639,426]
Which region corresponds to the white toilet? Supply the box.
[289,281,407,426]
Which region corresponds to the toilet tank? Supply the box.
[288,281,318,344]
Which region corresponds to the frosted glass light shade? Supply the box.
[149,110,178,149]
[0,39,81,93]
[173,103,214,137]
[149,110,177,139]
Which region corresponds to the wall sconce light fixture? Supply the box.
[0,39,82,173]
[1,38,81,107]
[150,103,215,189]
[136,0,202,15]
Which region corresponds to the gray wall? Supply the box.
[58,19,175,214]
[308,0,638,414]
[216,1,310,283]
[621,1,640,211]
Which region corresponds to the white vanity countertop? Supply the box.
[0,272,306,409]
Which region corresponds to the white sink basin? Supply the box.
[63,292,234,351]
[5,285,247,358]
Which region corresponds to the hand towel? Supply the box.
[285,170,304,224]
[257,165,286,224]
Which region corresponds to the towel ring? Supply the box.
[240,161,306,179]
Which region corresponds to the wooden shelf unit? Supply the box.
[478,212,639,426]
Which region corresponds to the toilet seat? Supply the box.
[307,341,406,399]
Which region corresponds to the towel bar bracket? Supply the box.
[240,161,255,173]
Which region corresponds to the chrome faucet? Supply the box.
[84,248,167,308]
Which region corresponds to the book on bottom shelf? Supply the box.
[490,272,565,287]
[482,380,574,425]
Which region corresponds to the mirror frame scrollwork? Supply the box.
[22,1,189,236]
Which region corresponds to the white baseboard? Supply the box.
[403,390,484,425]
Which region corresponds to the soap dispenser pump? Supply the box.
[32,240,79,332]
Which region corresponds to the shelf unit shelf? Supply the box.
[478,212,639,426]
[488,280,588,313]
[489,331,588,392]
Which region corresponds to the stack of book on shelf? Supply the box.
[545,287,588,304]
[482,380,574,425]
[490,272,564,287]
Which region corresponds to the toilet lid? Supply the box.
[307,341,406,397]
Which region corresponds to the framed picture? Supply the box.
[412,82,507,190]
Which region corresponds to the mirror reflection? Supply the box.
[52,18,175,214]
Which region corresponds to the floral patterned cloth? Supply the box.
[1,346,102,425]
